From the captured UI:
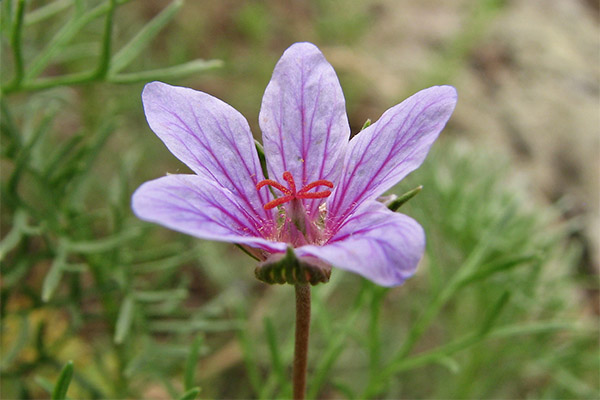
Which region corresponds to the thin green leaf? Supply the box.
[110,0,183,74]
[178,387,201,400]
[149,319,240,333]
[51,360,73,400]
[25,2,107,80]
[184,335,203,390]
[307,285,368,400]
[9,0,26,87]
[108,59,223,84]
[434,356,461,374]
[8,104,58,195]
[25,0,71,25]
[236,305,262,395]
[63,227,142,253]
[133,288,188,302]
[0,99,22,153]
[264,317,286,385]
[3,258,31,288]
[459,254,540,287]
[370,320,581,392]
[42,249,68,302]
[477,291,510,336]
[114,295,135,344]
[0,314,30,371]
[35,375,55,394]
[0,209,27,261]
[97,0,117,78]
[331,380,356,400]
[8,71,95,94]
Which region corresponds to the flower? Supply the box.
[132,42,457,287]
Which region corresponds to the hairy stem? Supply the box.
[293,284,311,399]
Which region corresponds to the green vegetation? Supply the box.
[1,1,597,399]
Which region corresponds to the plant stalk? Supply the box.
[293,283,311,399]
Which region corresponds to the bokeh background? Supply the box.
[1,0,598,399]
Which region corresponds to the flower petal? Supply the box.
[296,202,425,286]
[328,86,457,226]
[132,174,287,254]
[142,81,272,223]
[259,42,350,216]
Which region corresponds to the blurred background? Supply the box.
[1,0,598,399]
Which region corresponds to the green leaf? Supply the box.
[114,295,135,344]
[42,249,67,302]
[9,0,26,87]
[34,375,55,394]
[263,317,285,385]
[25,1,111,80]
[51,360,73,400]
[478,291,511,336]
[108,59,223,84]
[94,0,117,79]
[149,319,240,333]
[25,0,71,25]
[133,288,188,303]
[459,254,540,287]
[307,285,368,400]
[0,209,27,261]
[63,228,142,253]
[110,0,184,74]
[0,314,30,371]
[184,335,203,390]
[178,387,201,400]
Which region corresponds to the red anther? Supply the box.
[256,171,334,210]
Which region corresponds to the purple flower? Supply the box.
[132,42,457,287]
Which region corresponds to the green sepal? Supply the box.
[254,139,268,179]
[255,247,331,286]
[361,118,372,130]
[387,185,423,212]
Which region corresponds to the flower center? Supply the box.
[256,171,333,210]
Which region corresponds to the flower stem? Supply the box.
[293,283,311,400]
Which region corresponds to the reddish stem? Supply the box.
[293,284,311,400]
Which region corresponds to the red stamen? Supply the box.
[256,179,292,195]
[296,190,332,199]
[263,195,295,210]
[256,171,334,210]
[297,179,334,194]
[283,171,296,194]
